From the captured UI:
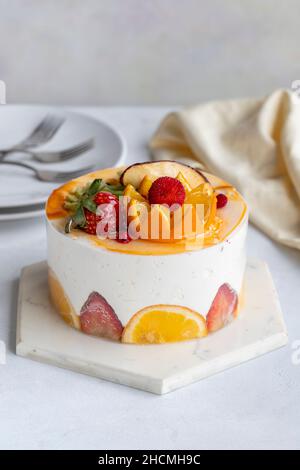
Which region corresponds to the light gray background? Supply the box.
[0,108,300,450]
[0,0,298,105]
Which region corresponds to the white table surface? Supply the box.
[0,107,299,450]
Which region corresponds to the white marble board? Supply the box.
[16,259,288,394]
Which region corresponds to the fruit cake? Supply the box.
[46,161,248,344]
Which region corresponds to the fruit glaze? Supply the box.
[46,161,248,344]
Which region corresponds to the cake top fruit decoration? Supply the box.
[46,161,248,253]
[57,161,240,246]
[148,176,186,208]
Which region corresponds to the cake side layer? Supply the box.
[46,162,248,344]
[47,215,247,327]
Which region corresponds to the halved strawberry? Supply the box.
[94,192,119,206]
[83,209,102,235]
[206,283,238,333]
[82,192,119,236]
[64,180,122,236]
[80,291,123,340]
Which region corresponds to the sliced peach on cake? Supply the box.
[185,182,214,203]
[148,204,171,241]
[122,305,207,344]
[123,184,147,202]
[48,268,80,329]
[120,161,208,190]
[206,283,238,333]
[138,175,153,198]
[185,183,217,231]
[127,198,150,238]
[177,203,206,239]
[176,171,192,193]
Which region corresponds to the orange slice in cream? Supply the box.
[122,305,207,344]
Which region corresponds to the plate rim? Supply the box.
[0,207,45,221]
[0,104,127,211]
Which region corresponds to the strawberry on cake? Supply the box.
[46,161,248,344]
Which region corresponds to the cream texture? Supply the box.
[47,216,247,326]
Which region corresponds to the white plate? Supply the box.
[0,105,126,213]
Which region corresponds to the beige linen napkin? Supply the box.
[149,89,300,250]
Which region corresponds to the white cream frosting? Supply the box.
[46,214,247,325]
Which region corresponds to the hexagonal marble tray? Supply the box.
[16,259,288,394]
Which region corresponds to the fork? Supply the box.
[5,137,95,163]
[0,160,94,182]
[0,114,65,158]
